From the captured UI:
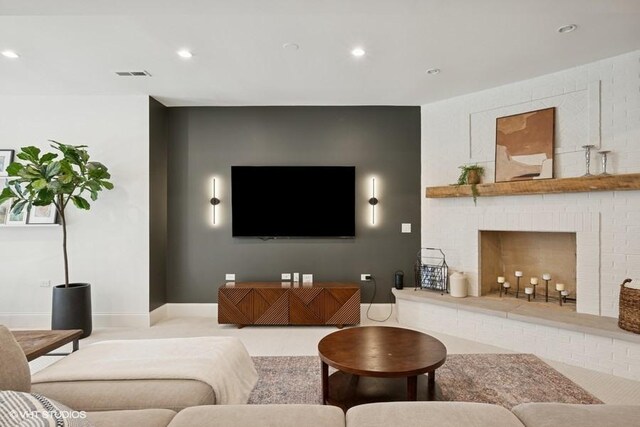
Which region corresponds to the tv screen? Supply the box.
[231,166,355,238]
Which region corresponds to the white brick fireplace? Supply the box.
[421,50,640,319]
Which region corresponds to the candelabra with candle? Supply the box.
[498,276,506,297]
[556,283,566,306]
[530,277,539,299]
[525,287,534,302]
[503,281,511,295]
[515,271,523,298]
[542,273,551,302]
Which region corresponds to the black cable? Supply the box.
[365,276,394,322]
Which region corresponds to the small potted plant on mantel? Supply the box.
[0,141,113,338]
[456,164,485,205]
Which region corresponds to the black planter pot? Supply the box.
[52,283,92,338]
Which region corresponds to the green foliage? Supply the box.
[455,164,485,205]
[0,141,113,214]
[0,141,113,287]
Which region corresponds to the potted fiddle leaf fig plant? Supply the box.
[0,141,113,338]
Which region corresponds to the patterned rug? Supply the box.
[248,354,602,409]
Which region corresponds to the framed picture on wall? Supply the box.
[0,177,8,225]
[0,149,15,175]
[5,204,28,225]
[28,204,58,224]
[495,107,555,182]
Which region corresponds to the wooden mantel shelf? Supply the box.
[425,173,640,198]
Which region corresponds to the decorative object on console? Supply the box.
[210,177,221,225]
[618,278,640,334]
[456,164,484,204]
[0,149,14,174]
[368,177,379,225]
[495,107,555,183]
[414,248,448,294]
[0,141,113,338]
[598,150,611,175]
[394,270,404,290]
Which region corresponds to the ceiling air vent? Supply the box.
[115,70,152,77]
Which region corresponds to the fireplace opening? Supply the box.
[479,231,577,307]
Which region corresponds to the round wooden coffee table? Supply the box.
[318,326,447,409]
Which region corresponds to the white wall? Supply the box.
[0,95,150,327]
[421,50,640,317]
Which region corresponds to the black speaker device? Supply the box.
[394,271,404,290]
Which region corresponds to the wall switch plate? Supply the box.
[281,273,292,280]
[302,274,313,284]
[361,274,371,281]
[293,272,300,282]
[225,273,236,281]
[39,280,51,288]
[401,223,412,233]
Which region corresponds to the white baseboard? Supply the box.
[0,312,150,329]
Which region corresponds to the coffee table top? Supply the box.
[12,329,83,361]
[318,326,447,377]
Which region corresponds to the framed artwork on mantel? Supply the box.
[495,107,555,182]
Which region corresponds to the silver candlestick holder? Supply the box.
[582,145,595,176]
[599,150,611,175]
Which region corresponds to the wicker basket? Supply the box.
[618,279,640,334]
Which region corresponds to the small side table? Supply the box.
[12,329,83,361]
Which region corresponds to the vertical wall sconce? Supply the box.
[210,178,221,225]
[368,178,379,225]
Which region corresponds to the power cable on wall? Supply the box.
[365,275,394,322]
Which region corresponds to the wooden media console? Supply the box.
[218,282,361,328]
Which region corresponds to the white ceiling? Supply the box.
[1,0,639,106]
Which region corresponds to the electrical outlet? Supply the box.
[225,273,236,281]
[401,223,412,233]
[361,274,371,281]
[281,273,291,280]
[39,280,51,288]
[293,272,300,282]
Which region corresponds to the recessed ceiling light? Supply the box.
[282,43,300,51]
[557,24,577,34]
[351,47,366,58]
[177,49,193,59]
[426,68,441,75]
[1,50,19,59]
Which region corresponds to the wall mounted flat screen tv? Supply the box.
[231,166,355,238]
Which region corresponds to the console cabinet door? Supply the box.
[289,287,324,325]
[324,288,361,325]
[253,288,289,325]
[218,288,253,325]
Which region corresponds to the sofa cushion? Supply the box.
[87,409,176,427]
[512,403,640,427]
[168,404,345,427]
[0,325,31,392]
[31,379,214,412]
[346,402,525,427]
[0,390,91,427]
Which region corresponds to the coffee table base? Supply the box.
[325,371,438,410]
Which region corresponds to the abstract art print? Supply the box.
[495,107,555,182]
[28,203,58,224]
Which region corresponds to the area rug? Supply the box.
[248,354,602,409]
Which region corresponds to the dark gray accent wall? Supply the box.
[149,97,168,311]
[167,106,420,303]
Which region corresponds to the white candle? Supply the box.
[530,277,539,285]
[497,276,505,283]
[556,283,565,291]
[503,282,511,288]
[561,290,569,296]
[542,273,551,281]
[515,271,523,277]
[525,287,534,295]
